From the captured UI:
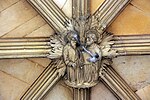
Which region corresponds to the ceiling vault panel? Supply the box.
[0,0,150,100]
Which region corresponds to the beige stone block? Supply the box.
[62,0,72,18]
[0,71,28,100]
[53,0,67,9]
[28,58,51,68]
[91,0,105,14]
[131,0,150,15]
[3,15,46,38]
[44,80,73,100]
[113,56,150,90]
[0,0,37,37]
[108,4,150,35]
[0,59,44,84]
[0,0,19,12]
[136,85,150,100]
[91,82,117,100]
[25,24,54,37]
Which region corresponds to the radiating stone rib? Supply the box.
[72,0,90,20]
[112,34,150,56]
[20,60,65,100]
[0,37,50,59]
[100,65,141,100]
[113,34,150,40]
[91,0,131,33]
[73,88,90,100]
[0,36,63,59]
[27,0,72,34]
[72,0,90,41]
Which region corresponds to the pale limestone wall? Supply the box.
[0,0,150,100]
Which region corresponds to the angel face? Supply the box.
[86,33,97,46]
[70,37,77,48]
[66,32,78,48]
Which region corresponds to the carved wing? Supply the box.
[47,35,64,59]
[100,32,117,58]
[90,0,131,33]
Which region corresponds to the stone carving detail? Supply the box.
[63,31,102,88]
[46,29,117,89]
[5,0,146,99]
[47,35,64,59]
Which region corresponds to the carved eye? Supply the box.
[87,37,90,40]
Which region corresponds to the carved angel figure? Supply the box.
[63,30,102,88]
[82,31,102,87]
[47,29,114,88]
[63,32,86,87]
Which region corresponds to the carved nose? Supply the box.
[80,37,85,44]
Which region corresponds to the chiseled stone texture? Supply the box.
[113,55,150,91]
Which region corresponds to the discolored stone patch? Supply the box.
[0,71,29,100]
[113,55,150,91]
[0,59,44,84]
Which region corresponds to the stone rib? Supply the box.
[100,64,141,100]
[27,0,72,34]
[112,34,150,56]
[0,37,50,59]
[72,0,90,20]
[91,0,131,33]
[73,88,90,100]
[20,60,65,100]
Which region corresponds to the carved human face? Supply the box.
[70,37,77,48]
[86,33,97,46]
[66,32,77,48]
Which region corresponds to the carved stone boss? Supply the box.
[1,0,150,100]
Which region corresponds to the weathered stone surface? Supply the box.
[91,0,105,14]
[0,0,19,12]
[0,0,150,99]
[54,0,67,9]
[0,0,37,37]
[91,82,117,100]
[0,71,28,100]
[113,55,150,91]
[25,24,54,37]
[3,15,46,38]
[131,0,150,15]
[28,58,51,68]
[136,85,150,100]
[108,4,150,35]
[62,0,72,18]
[0,59,44,84]
[44,81,117,100]
[44,80,73,100]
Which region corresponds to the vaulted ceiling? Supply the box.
[0,0,150,100]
